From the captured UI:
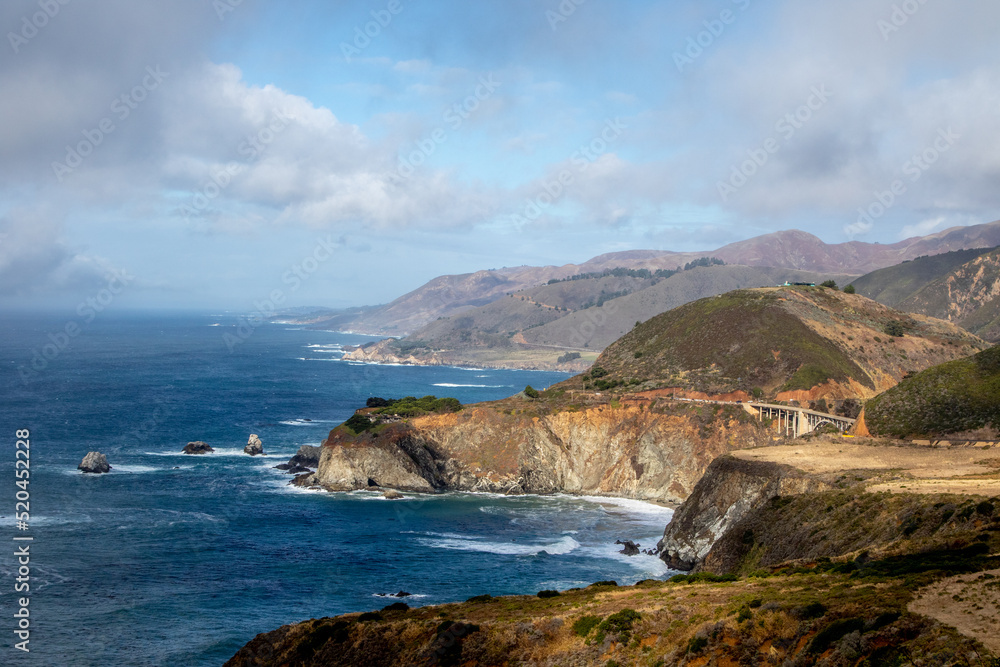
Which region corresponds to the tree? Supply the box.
[843,284,856,294]
[820,280,838,290]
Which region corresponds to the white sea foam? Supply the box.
[416,534,580,556]
[432,383,506,388]
[109,465,160,474]
[401,531,485,540]
[279,418,329,426]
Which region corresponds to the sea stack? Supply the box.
[78,451,111,474]
[182,441,214,455]
[244,434,264,456]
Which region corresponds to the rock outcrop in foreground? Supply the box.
[78,451,111,474]
[656,456,829,570]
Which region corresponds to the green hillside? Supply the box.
[588,288,870,396]
[575,286,986,399]
[522,265,855,350]
[864,345,1000,438]
[849,247,996,306]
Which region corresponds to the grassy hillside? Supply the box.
[366,266,854,370]
[522,265,855,351]
[895,248,1000,342]
[579,286,987,399]
[849,247,996,306]
[850,246,1000,342]
[864,344,1000,438]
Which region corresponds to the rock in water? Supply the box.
[78,451,111,474]
[383,489,404,500]
[244,434,264,456]
[287,444,321,468]
[182,441,214,455]
[618,540,640,556]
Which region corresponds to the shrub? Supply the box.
[883,321,905,337]
[536,589,559,598]
[596,609,641,643]
[344,413,374,433]
[820,280,838,290]
[844,284,856,294]
[590,366,608,379]
[687,636,708,653]
[523,385,540,399]
[572,615,602,637]
[808,618,864,654]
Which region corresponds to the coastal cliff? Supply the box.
[304,399,773,504]
[656,456,829,570]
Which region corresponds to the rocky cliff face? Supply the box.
[656,455,829,570]
[307,403,773,504]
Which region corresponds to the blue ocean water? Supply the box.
[0,312,674,665]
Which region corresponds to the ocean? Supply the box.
[0,311,675,665]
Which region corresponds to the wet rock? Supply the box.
[617,540,640,556]
[383,489,404,500]
[182,441,214,455]
[244,434,264,456]
[78,451,111,474]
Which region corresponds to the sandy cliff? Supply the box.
[306,401,773,505]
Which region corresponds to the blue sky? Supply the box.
[2,0,1000,311]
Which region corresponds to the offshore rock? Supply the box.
[244,434,264,456]
[78,451,111,474]
[183,441,214,455]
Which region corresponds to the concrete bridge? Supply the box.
[747,402,856,438]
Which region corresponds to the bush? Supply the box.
[344,413,374,433]
[536,589,559,598]
[687,636,708,653]
[844,284,856,294]
[557,352,581,363]
[820,279,838,289]
[590,366,608,378]
[523,385,540,399]
[572,615,602,637]
[808,618,864,654]
[595,609,641,643]
[883,321,905,337]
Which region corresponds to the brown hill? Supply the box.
[582,285,987,402]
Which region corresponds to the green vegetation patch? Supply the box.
[344,395,462,433]
[571,614,602,637]
[865,345,1000,437]
[592,289,873,396]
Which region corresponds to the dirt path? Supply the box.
[731,439,1000,496]
[909,568,1000,653]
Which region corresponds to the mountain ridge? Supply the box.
[293,220,1000,337]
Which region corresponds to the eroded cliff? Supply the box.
[306,399,773,504]
[656,456,830,570]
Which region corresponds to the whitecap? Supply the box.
[432,383,506,388]
[416,534,580,556]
